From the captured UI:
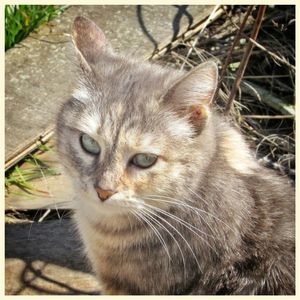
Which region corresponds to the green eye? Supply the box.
[80,133,101,155]
[132,153,157,169]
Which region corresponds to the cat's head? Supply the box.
[56,17,218,220]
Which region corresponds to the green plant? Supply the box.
[5,5,67,50]
[5,145,60,195]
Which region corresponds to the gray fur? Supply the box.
[56,17,295,295]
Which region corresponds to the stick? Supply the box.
[225,5,267,114]
[180,5,221,70]
[242,114,294,119]
[212,5,254,104]
[241,80,295,115]
[241,33,295,71]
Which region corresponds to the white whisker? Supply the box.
[130,209,171,261]
[142,201,217,256]
[137,209,188,283]
[140,206,202,272]
[143,197,214,238]
[184,185,210,207]
[145,193,234,233]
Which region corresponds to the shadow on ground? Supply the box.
[5,219,101,295]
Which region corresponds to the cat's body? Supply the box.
[56,17,295,295]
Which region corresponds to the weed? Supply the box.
[5,5,68,50]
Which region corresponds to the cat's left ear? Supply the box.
[72,16,109,71]
[165,61,218,132]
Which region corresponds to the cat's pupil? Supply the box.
[132,153,157,168]
[80,133,101,155]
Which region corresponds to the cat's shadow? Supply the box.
[136,5,194,55]
[5,219,101,295]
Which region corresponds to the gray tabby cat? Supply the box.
[56,16,295,295]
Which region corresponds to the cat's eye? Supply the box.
[80,133,101,155]
[131,153,157,169]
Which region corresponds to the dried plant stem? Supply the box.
[180,5,221,70]
[213,5,254,104]
[242,80,295,115]
[242,115,294,119]
[225,5,267,114]
[241,34,295,71]
[171,51,196,67]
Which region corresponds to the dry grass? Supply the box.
[156,5,295,179]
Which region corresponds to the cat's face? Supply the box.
[56,17,218,219]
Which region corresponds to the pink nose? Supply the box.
[95,187,116,202]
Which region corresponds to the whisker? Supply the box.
[27,209,40,240]
[130,209,171,261]
[144,195,217,236]
[183,185,210,207]
[137,209,188,283]
[140,206,202,272]
[143,198,214,238]
[142,201,217,255]
[145,194,234,233]
[146,193,195,204]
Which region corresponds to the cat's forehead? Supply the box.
[78,99,163,147]
[69,57,193,150]
[93,55,180,104]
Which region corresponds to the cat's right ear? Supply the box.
[72,16,108,72]
[164,61,218,134]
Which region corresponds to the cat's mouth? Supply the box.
[93,187,145,210]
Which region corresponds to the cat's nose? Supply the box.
[95,187,116,202]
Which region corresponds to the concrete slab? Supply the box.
[5,5,216,168]
[5,219,101,295]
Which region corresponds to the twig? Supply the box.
[38,209,51,222]
[242,114,294,119]
[180,5,221,70]
[213,5,254,104]
[240,33,295,71]
[225,5,267,114]
[238,75,291,79]
[149,6,224,61]
[224,6,295,71]
[242,80,295,115]
[171,51,197,67]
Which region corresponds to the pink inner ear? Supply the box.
[73,16,106,64]
[187,104,208,122]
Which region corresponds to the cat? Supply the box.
[56,16,295,295]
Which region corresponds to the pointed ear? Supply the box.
[165,61,218,132]
[72,16,108,71]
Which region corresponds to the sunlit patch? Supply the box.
[221,130,257,175]
[79,113,101,137]
[72,86,90,103]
